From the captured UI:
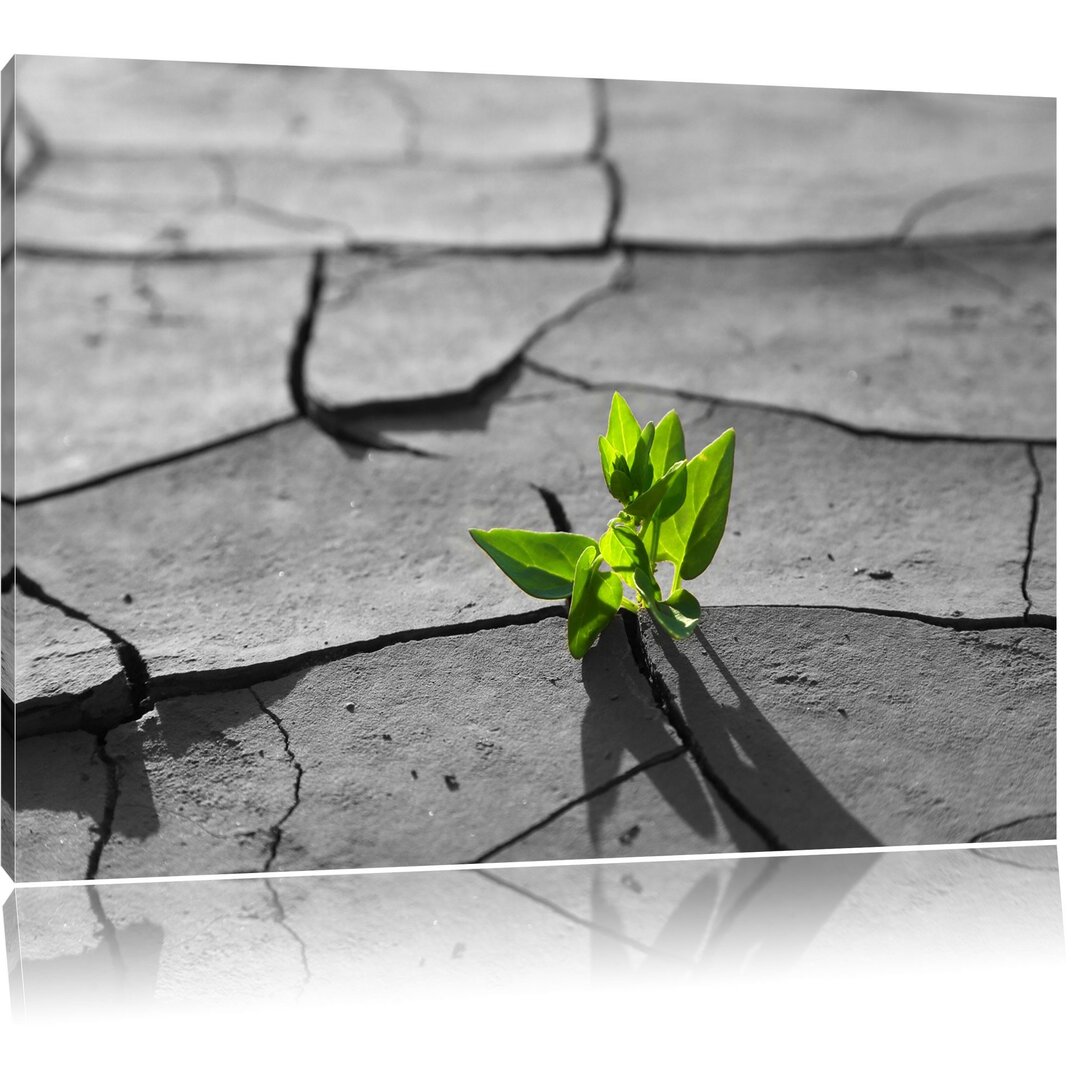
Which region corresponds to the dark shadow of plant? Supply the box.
[651,624,880,850]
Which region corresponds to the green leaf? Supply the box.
[647,587,701,640]
[567,549,624,659]
[650,410,686,476]
[624,459,687,522]
[609,468,634,504]
[609,523,662,606]
[628,422,655,497]
[605,392,642,460]
[469,528,599,599]
[598,435,618,488]
[657,428,736,580]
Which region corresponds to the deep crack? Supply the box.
[288,249,326,416]
[533,484,573,532]
[250,688,303,874]
[304,251,631,452]
[149,605,567,703]
[1021,443,1043,621]
[621,611,785,851]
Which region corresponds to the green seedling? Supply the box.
[470,393,735,659]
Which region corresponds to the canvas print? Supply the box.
[0,57,1056,883]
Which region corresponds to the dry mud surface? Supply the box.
[3,58,1056,881]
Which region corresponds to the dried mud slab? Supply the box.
[77,618,731,876]
[364,387,1035,619]
[230,157,609,249]
[7,589,128,738]
[16,156,347,254]
[14,730,107,881]
[641,607,1055,849]
[246,619,694,872]
[16,58,593,162]
[16,420,553,692]
[529,245,1055,440]
[18,155,609,253]
[14,255,307,497]
[308,252,623,408]
[609,82,1054,245]
[96,691,298,879]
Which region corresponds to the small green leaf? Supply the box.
[657,428,736,580]
[650,410,686,476]
[647,586,701,640]
[609,523,662,606]
[605,392,642,460]
[628,422,655,496]
[624,459,687,522]
[609,468,634,503]
[598,522,640,602]
[598,435,618,488]
[567,549,624,659]
[469,528,599,599]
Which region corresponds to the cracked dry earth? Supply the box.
[1,57,1056,882]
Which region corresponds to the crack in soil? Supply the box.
[969,812,1056,844]
[532,484,573,533]
[263,877,312,988]
[13,415,304,506]
[85,881,126,972]
[250,688,303,874]
[287,250,325,416]
[149,605,567,704]
[723,603,1055,633]
[474,868,658,957]
[301,250,632,453]
[85,731,120,879]
[588,78,624,249]
[622,611,786,852]
[14,568,151,722]
[1021,443,1043,622]
[893,181,989,244]
[472,744,688,862]
[520,359,1056,448]
[620,230,1056,257]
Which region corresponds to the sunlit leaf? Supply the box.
[624,459,687,522]
[650,410,686,477]
[657,428,735,580]
[605,392,642,460]
[647,586,701,639]
[469,528,599,599]
[628,422,656,496]
[567,549,624,659]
